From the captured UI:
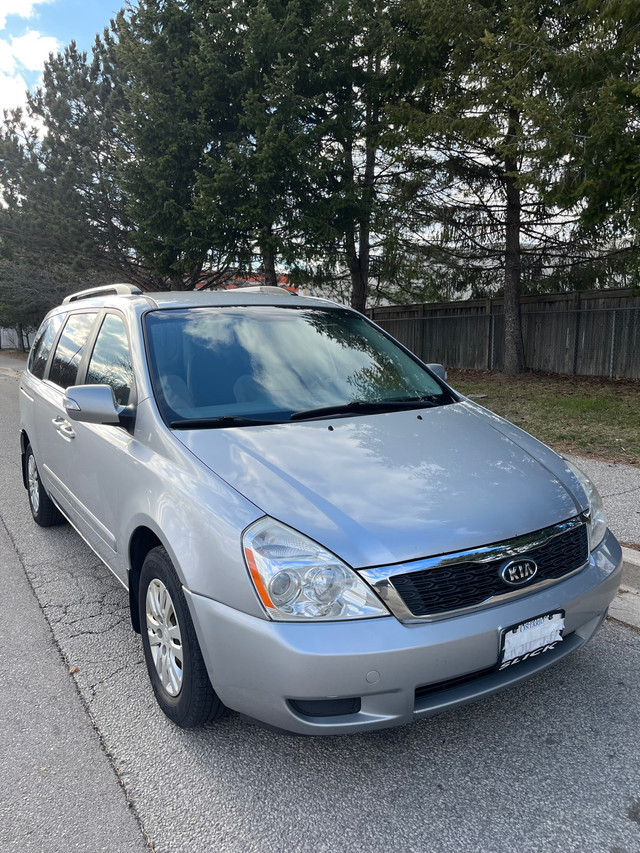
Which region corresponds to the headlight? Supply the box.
[243,517,389,621]
[564,460,607,550]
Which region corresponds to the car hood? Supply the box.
[174,401,585,569]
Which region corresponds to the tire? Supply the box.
[25,443,64,527]
[139,546,224,728]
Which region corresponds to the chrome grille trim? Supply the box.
[359,515,589,624]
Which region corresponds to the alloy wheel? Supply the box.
[145,578,184,696]
[27,453,40,514]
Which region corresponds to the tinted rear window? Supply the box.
[86,313,134,406]
[48,312,98,389]
[28,314,64,379]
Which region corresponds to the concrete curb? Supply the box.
[621,546,640,588]
[609,547,640,630]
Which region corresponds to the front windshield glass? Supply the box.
[144,305,454,425]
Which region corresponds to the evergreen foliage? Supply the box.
[0,0,637,371]
[547,1,640,234]
[115,0,236,288]
[385,0,639,373]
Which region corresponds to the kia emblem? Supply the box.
[500,558,538,587]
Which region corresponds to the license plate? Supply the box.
[498,611,565,671]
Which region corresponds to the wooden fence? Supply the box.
[369,288,640,379]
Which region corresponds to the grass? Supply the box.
[447,368,640,466]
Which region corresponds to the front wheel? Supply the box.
[25,444,64,527]
[139,546,224,727]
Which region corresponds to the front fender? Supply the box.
[118,400,266,620]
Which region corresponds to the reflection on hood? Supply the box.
[175,402,582,569]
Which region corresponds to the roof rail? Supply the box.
[226,285,294,295]
[62,283,143,304]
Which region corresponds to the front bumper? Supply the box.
[185,530,622,735]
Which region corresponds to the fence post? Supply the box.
[571,292,581,375]
[485,299,495,370]
[609,309,617,379]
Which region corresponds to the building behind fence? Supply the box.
[369,288,640,379]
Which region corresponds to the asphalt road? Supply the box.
[2,357,640,853]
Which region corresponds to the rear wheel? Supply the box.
[139,546,224,727]
[25,444,64,527]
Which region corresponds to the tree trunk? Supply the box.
[503,108,526,375]
[261,243,277,288]
[352,137,375,314]
[346,231,367,313]
[168,274,188,291]
[341,77,374,314]
[344,138,375,314]
[16,323,25,353]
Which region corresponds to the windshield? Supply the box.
[144,305,455,426]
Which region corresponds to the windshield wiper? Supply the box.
[170,416,282,429]
[290,398,438,422]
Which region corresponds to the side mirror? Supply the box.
[426,363,447,382]
[63,384,123,425]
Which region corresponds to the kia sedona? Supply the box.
[19,283,622,734]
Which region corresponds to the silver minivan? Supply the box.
[19,284,622,734]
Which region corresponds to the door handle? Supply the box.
[52,416,76,440]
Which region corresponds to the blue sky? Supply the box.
[0,0,124,112]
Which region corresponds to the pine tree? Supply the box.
[115,1,231,289]
[0,30,152,316]
[546,1,640,237]
[191,0,319,286]
[291,0,432,310]
[389,0,605,373]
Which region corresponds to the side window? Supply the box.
[85,313,134,406]
[48,312,98,389]
[28,314,64,380]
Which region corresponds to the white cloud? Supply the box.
[11,29,57,70]
[0,0,54,32]
[0,36,14,72]
[0,29,59,111]
[0,1,58,114]
[0,67,29,111]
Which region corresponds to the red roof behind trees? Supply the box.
[195,273,297,292]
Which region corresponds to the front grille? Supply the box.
[390,522,588,618]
